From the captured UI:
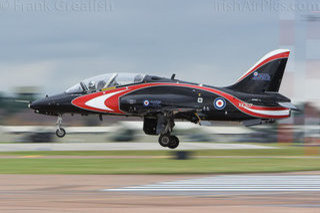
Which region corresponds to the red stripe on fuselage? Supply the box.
[71,87,129,114]
[71,83,290,119]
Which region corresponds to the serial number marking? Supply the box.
[239,103,253,108]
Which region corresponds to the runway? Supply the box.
[0,142,273,152]
[0,173,320,212]
[106,174,320,193]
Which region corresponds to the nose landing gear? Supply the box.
[158,134,179,149]
[56,115,66,138]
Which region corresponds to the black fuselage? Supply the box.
[30,76,291,123]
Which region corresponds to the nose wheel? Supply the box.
[56,115,66,138]
[56,128,66,138]
[158,134,179,149]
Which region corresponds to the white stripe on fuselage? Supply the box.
[243,106,290,116]
[85,90,125,111]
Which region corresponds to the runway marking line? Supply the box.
[103,175,320,192]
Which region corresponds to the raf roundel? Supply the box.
[214,97,226,110]
[253,72,258,77]
[143,100,150,106]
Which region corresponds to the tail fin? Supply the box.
[228,49,290,93]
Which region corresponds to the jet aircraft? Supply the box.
[29,49,296,149]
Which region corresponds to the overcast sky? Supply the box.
[0,0,310,96]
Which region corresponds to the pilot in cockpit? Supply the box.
[88,81,96,92]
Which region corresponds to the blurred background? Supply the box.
[2,2,320,212]
[0,0,319,144]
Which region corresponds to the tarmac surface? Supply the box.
[106,174,320,193]
[0,142,273,151]
[1,172,320,212]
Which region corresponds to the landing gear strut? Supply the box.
[56,114,66,138]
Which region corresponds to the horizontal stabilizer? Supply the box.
[278,102,298,111]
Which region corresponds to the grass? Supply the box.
[0,145,318,157]
[0,144,319,174]
[0,158,320,174]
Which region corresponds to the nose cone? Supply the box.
[29,93,78,115]
[29,98,46,111]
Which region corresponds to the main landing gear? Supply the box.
[155,112,180,149]
[158,134,179,149]
[56,114,66,138]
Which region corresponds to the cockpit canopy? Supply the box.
[65,73,146,94]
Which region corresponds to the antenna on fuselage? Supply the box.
[171,74,176,80]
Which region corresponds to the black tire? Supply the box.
[168,135,179,149]
[56,128,66,138]
[158,134,171,147]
